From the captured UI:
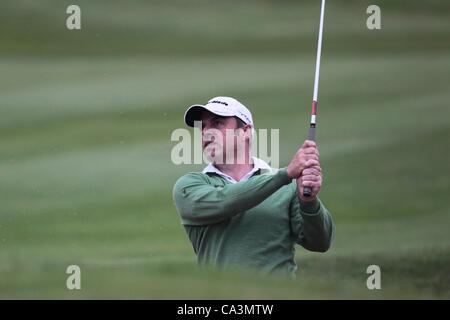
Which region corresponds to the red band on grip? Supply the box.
[312,100,318,115]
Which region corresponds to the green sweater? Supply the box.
[172,167,335,277]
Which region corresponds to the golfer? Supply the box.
[173,96,334,278]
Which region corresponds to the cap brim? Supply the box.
[184,104,235,127]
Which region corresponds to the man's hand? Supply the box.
[297,165,322,202]
[286,140,322,202]
[286,140,319,179]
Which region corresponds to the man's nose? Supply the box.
[202,130,216,142]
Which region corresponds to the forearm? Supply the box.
[173,168,292,225]
[297,198,334,252]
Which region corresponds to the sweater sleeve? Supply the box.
[173,168,292,226]
[289,182,335,252]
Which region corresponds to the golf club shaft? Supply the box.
[304,0,325,197]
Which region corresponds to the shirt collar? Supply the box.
[202,157,272,183]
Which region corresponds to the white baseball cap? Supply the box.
[184,96,254,127]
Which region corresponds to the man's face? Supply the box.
[199,110,242,164]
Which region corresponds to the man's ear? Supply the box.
[242,124,253,141]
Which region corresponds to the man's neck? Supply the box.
[214,158,254,182]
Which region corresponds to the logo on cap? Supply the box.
[208,100,229,106]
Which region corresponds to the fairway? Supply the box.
[0,0,449,299]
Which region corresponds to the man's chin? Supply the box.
[203,150,225,164]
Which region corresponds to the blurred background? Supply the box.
[0,0,449,298]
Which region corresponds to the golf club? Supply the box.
[304,0,325,197]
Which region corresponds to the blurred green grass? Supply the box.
[0,0,449,298]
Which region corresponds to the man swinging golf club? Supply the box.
[173,0,333,277]
[172,96,334,278]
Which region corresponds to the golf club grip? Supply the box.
[303,187,313,197]
[308,125,316,141]
[303,125,316,197]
